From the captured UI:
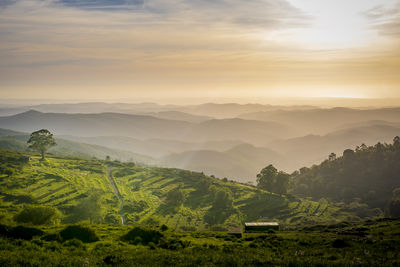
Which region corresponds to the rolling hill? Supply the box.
[239,107,400,136]
[0,148,353,229]
[0,110,292,144]
[59,135,245,158]
[290,138,400,212]
[267,123,400,171]
[161,144,283,183]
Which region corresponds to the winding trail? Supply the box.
[106,166,125,225]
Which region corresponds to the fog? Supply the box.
[0,101,399,183]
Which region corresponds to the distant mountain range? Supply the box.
[0,104,399,183]
[161,144,282,183]
[0,102,315,118]
[239,107,400,135]
[0,110,292,144]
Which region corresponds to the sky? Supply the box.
[0,0,399,104]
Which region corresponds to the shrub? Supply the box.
[121,227,163,245]
[59,225,99,243]
[160,224,168,231]
[142,217,160,226]
[159,238,191,250]
[123,200,149,213]
[332,238,350,248]
[14,205,61,225]
[0,224,44,240]
[63,238,85,249]
[165,188,185,206]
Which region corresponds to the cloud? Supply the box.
[363,1,400,37]
[1,0,399,100]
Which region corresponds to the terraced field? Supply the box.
[0,148,352,228]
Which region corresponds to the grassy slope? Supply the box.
[0,148,353,228]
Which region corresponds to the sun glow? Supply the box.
[280,0,399,49]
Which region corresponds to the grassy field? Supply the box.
[1,218,400,266]
[0,148,356,229]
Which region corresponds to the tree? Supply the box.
[212,187,233,210]
[165,188,185,206]
[27,129,56,160]
[257,164,277,191]
[67,191,103,223]
[394,136,400,148]
[14,205,61,225]
[328,152,337,161]
[256,164,290,195]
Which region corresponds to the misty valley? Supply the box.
[0,103,400,266]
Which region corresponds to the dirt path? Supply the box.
[106,166,125,225]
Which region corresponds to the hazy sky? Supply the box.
[0,0,399,103]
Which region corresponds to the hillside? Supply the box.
[239,107,400,135]
[161,144,283,183]
[267,123,400,171]
[59,135,244,158]
[291,137,400,213]
[0,110,293,144]
[0,128,152,163]
[0,148,354,229]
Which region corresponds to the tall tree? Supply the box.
[256,164,290,195]
[27,129,56,160]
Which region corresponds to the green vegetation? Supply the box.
[291,137,400,216]
[1,141,399,265]
[14,205,61,225]
[0,148,353,229]
[27,129,56,160]
[0,219,400,266]
[59,225,99,243]
[0,128,152,163]
[256,164,290,195]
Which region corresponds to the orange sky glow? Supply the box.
[0,0,399,105]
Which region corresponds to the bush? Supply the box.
[14,205,61,225]
[159,238,191,250]
[142,217,160,226]
[121,227,163,245]
[10,225,44,240]
[165,189,185,206]
[63,238,85,249]
[123,200,149,213]
[332,238,350,248]
[160,224,168,231]
[59,225,99,243]
[0,224,44,240]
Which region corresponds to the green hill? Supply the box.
[291,137,400,215]
[0,148,354,229]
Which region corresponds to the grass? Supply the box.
[1,218,400,266]
[1,148,358,228]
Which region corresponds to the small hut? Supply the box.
[244,222,279,232]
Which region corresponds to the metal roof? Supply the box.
[244,222,279,226]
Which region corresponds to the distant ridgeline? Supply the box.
[0,148,355,229]
[291,137,400,217]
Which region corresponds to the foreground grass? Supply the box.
[1,218,400,266]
